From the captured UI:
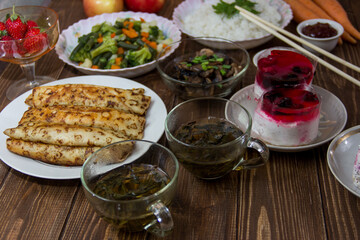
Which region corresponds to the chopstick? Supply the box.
[235,6,360,88]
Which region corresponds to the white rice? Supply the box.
[182,0,282,41]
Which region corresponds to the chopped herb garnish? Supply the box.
[222,64,231,69]
[212,0,260,19]
[220,69,227,76]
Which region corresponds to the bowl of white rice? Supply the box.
[172,0,293,49]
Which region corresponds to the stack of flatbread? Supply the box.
[3,84,151,166]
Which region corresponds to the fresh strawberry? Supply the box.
[26,20,38,30]
[0,35,15,57]
[0,22,7,38]
[25,27,40,37]
[5,6,27,39]
[0,22,6,31]
[23,29,48,54]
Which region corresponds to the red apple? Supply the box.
[83,0,124,17]
[125,0,164,13]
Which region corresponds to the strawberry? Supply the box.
[0,35,15,57]
[25,27,40,37]
[23,28,48,54]
[5,6,27,39]
[26,20,38,30]
[0,22,7,37]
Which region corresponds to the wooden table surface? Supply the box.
[0,0,359,239]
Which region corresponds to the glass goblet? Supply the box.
[0,5,60,100]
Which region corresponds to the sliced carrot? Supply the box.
[140,17,145,23]
[313,0,360,40]
[91,65,99,69]
[111,65,121,69]
[148,41,157,49]
[141,32,149,38]
[111,32,116,38]
[97,34,103,43]
[122,28,138,38]
[117,47,124,54]
[115,57,122,65]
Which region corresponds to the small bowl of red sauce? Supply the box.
[296,18,344,53]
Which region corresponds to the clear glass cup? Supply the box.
[253,47,317,99]
[0,6,60,100]
[80,140,179,237]
[252,86,321,146]
[165,97,269,180]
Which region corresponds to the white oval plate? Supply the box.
[327,125,360,197]
[55,11,181,78]
[230,84,347,152]
[172,0,292,49]
[0,75,167,179]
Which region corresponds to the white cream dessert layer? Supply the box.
[251,88,320,147]
[252,109,320,146]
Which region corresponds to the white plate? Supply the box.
[327,125,360,197]
[55,11,181,78]
[172,0,292,49]
[230,84,347,152]
[0,75,167,179]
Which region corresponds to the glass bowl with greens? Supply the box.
[156,37,250,99]
[55,11,181,78]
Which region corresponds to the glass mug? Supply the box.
[80,140,179,237]
[165,97,269,180]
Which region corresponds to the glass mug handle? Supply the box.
[144,200,174,237]
[235,137,270,170]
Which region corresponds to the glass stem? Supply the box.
[20,62,39,87]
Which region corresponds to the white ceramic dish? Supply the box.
[172,0,292,49]
[55,11,181,78]
[327,125,360,197]
[230,84,347,152]
[0,75,167,179]
[296,18,344,53]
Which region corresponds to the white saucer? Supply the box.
[230,84,347,152]
[327,125,360,197]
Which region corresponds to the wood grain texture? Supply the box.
[0,0,359,239]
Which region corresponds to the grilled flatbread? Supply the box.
[19,106,146,139]
[4,123,128,147]
[6,139,133,166]
[25,84,151,115]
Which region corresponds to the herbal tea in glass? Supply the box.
[81,140,179,237]
[89,163,171,231]
[171,117,246,179]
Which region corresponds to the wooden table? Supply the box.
[0,0,359,239]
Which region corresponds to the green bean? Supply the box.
[136,38,145,46]
[69,42,85,61]
[98,58,108,69]
[84,36,96,52]
[117,41,139,50]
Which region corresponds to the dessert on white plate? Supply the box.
[254,48,316,99]
[353,146,360,189]
[252,87,321,146]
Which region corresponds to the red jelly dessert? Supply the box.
[252,88,320,146]
[254,50,316,98]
